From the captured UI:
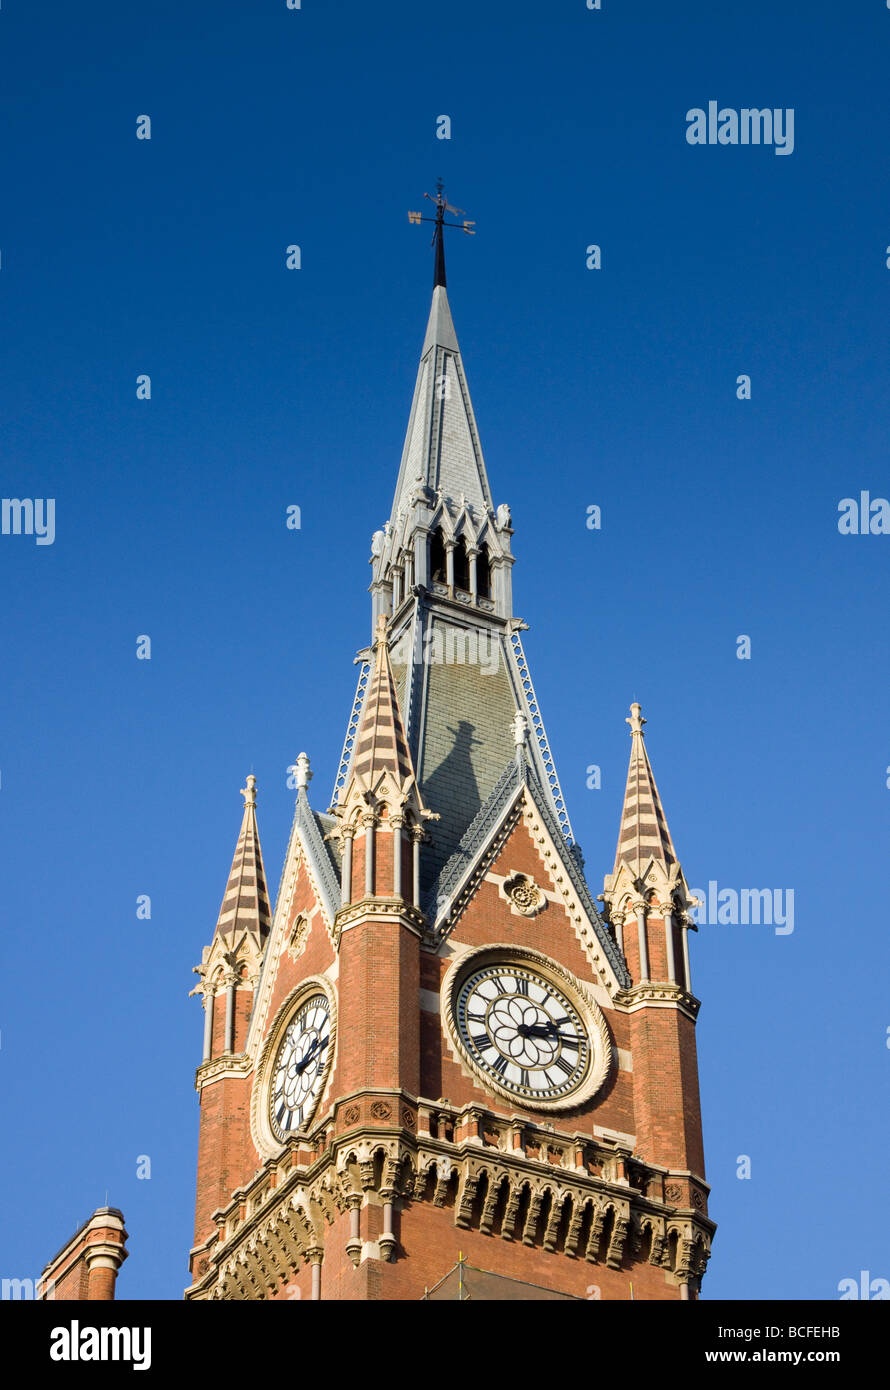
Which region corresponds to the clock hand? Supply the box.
[294,1040,319,1075]
[294,1035,329,1075]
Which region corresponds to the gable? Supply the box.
[430,762,629,994]
[445,804,621,999]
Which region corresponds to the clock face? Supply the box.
[269,993,332,1140]
[455,964,590,1102]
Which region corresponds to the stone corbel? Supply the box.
[521,1191,544,1246]
[605,1211,630,1269]
[501,1185,522,1242]
[455,1171,479,1229]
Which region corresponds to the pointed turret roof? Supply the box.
[348,614,416,792]
[212,774,272,942]
[388,281,494,525]
[612,704,678,877]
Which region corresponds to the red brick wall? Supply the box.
[192,1072,256,1247]
[629,1006,705,1175]
[45,1259,89,1300]
[264,879,336,1027]
[334,916,420,1095]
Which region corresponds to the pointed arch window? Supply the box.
[476,543,492,601]
[430,527,447,585]
[453,537,470,592]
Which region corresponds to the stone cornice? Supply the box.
[195,1052,253,1091]
[419,586,508,626]
[333,896,427,948]
[613,983,701,1019]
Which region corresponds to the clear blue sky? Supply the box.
[1,0,888,1301]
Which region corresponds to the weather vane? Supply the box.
[408,178,475,288]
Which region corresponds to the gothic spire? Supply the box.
[212,774,272,943]
[391,189,489,524]
[612,704,678,878]
[352,233,573,896]
[348,614,417,794]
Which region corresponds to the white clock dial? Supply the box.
[269,993,331,1140]
[456,964,590,1101]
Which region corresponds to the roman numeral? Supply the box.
[491,1055,508,1076]
[471,1033,490,1050]
[515,976,529,995]
[554,1056,574,1075]
[519,1068,530,1088]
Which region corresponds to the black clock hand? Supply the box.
[295,1035,329,1075]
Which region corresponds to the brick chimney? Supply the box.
[38,1207,128,1301]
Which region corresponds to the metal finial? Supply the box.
[626,703,646,735]
[407,182,476,288]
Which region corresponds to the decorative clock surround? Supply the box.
[500,870,547,918]
[442,945,613,1112]
[251,976,337,1159]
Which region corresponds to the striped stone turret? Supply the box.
[349,614,416,791]
[214,774,272,940]
[603,703,694,992]
[333,614,435,910]
[603,704,706,1215]
[192,775,271,1062]
[613,703,677,875]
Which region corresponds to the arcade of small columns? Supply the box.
[608,896,697,993]
[337,806,425,911]
[199,956,257,1063]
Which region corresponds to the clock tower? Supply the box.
[186,218,715,1301]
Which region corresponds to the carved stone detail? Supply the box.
[500,871,547,918]
[187,1098,714,1300]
